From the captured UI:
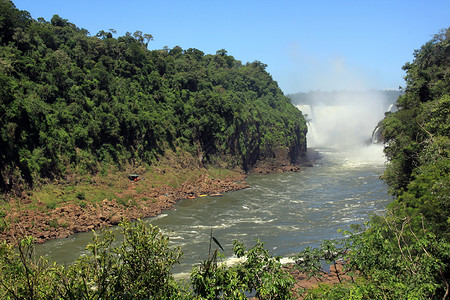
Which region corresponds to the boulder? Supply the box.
[109,214,122,225]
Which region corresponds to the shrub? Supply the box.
[75,191,85,200]
[191,238,295,299]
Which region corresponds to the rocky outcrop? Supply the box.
[0,173,248,244]
[249,147,315,174]
[0,148,318,245]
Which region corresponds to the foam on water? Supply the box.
[152,213,168,220]
[191,224,231,230]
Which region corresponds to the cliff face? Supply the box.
[249,146,307,174]
[228,112,308,173]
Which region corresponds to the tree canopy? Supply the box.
[0,1,307,193]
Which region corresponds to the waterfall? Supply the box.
[371,123,383,144]
[296,103,384,149]
[370,102,397,144]
[294,92,391,165]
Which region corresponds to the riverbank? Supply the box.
[0,168,247,244]
[0,150,316,244]
[287,262,353,299]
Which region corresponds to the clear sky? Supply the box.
[13,0,450,94]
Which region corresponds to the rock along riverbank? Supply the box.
[0,149,317,245]
[0,171,249,244]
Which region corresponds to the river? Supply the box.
[35,145,392,277]
[36,95,394,277]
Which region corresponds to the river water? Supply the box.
[35,145,392,277]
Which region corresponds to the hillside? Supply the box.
[0,1,307,196]
[0,1,448,298]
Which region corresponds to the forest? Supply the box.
[299,27,450,299]
[0,0,449,299]
[0,0,307,195]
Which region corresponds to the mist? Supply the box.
[294,90,396,165]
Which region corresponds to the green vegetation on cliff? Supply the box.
[382,28,450,237]
[298,27,450,299]
[0,1,307,194]
[1,0,448,298]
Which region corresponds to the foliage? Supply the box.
[0,222,296,299]
[0,220,185,299]
[58,220,184,299]
[382,29,450,241]
[296,217,449,299]
[302,282,352,300]
[0,236,61,299]
[191,239,295,299]
[340,215,449,299]
[303,27,450,299]
[292,240,348,284]
[382,28,450,197]
[0,1,307,194]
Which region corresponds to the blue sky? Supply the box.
[13,0,450,94]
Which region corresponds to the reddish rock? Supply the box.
[1,156,314,245]
[109,215,122,225]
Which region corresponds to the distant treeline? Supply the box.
[0,1,307,193]
[287,89,402,107]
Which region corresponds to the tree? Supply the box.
[143,33,153,48]
[50,14,68,27]
[0,2,307,196]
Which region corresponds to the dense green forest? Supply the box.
[0,0,449,299]
[0,1,307,194]
[301,28,450,299]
